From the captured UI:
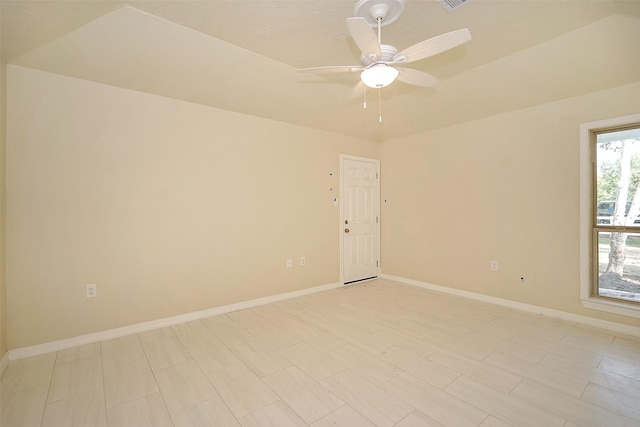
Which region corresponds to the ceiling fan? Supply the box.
[298,0,472,90]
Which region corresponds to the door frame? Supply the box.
[339,154,381,284]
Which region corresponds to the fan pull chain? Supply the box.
[363,85,367,109]
[378,88,383,123]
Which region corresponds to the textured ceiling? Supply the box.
[2,0,640,141]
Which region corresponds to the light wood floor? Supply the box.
[2,278,640,426]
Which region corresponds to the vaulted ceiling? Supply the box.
[2,0,639,141]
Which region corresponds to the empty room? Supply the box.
[1,0,640,426]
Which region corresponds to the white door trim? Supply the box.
[339,154,381,284]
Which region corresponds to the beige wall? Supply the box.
[380,82,640,328]
[6,63,640,351]
[1,59,6,358]
[6,65,379,349]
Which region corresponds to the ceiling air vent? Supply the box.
[438,0,471,12]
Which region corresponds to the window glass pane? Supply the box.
[595,125,640,303]
[595,128,640,227]
[597,231,640,302]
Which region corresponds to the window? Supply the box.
[593,126,640,301]
[580,114,640,317]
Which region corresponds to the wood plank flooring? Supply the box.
[2,278,640,426]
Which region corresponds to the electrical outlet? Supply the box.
[286,258,293,268]
[300,256,306,266]
[491,261,498,271]
[86,283,97,298]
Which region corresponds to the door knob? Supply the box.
[345,228,350,233]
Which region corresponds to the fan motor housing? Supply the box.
[360,44,398,66]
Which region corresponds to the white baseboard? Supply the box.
[8,281,343,361]
[0,351,9,378]
[381,274,640,337]
[13,274,638,361]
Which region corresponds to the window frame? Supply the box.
[580,113,640,318]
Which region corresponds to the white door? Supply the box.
[341,155,380,284]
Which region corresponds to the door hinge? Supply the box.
[376,172,379,179]
[377,260,379,268]
[376,216,379,224]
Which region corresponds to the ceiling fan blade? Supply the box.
[298,65,363,74]
[396,68,439,87]
[347,17,381,59]
[393,28,471,64]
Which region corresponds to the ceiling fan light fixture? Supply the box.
[360,64,398,88]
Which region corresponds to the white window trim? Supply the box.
[579,113,640,318]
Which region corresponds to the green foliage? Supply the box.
[597,153,640,203]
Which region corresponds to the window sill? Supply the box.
[581,296,640,319]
